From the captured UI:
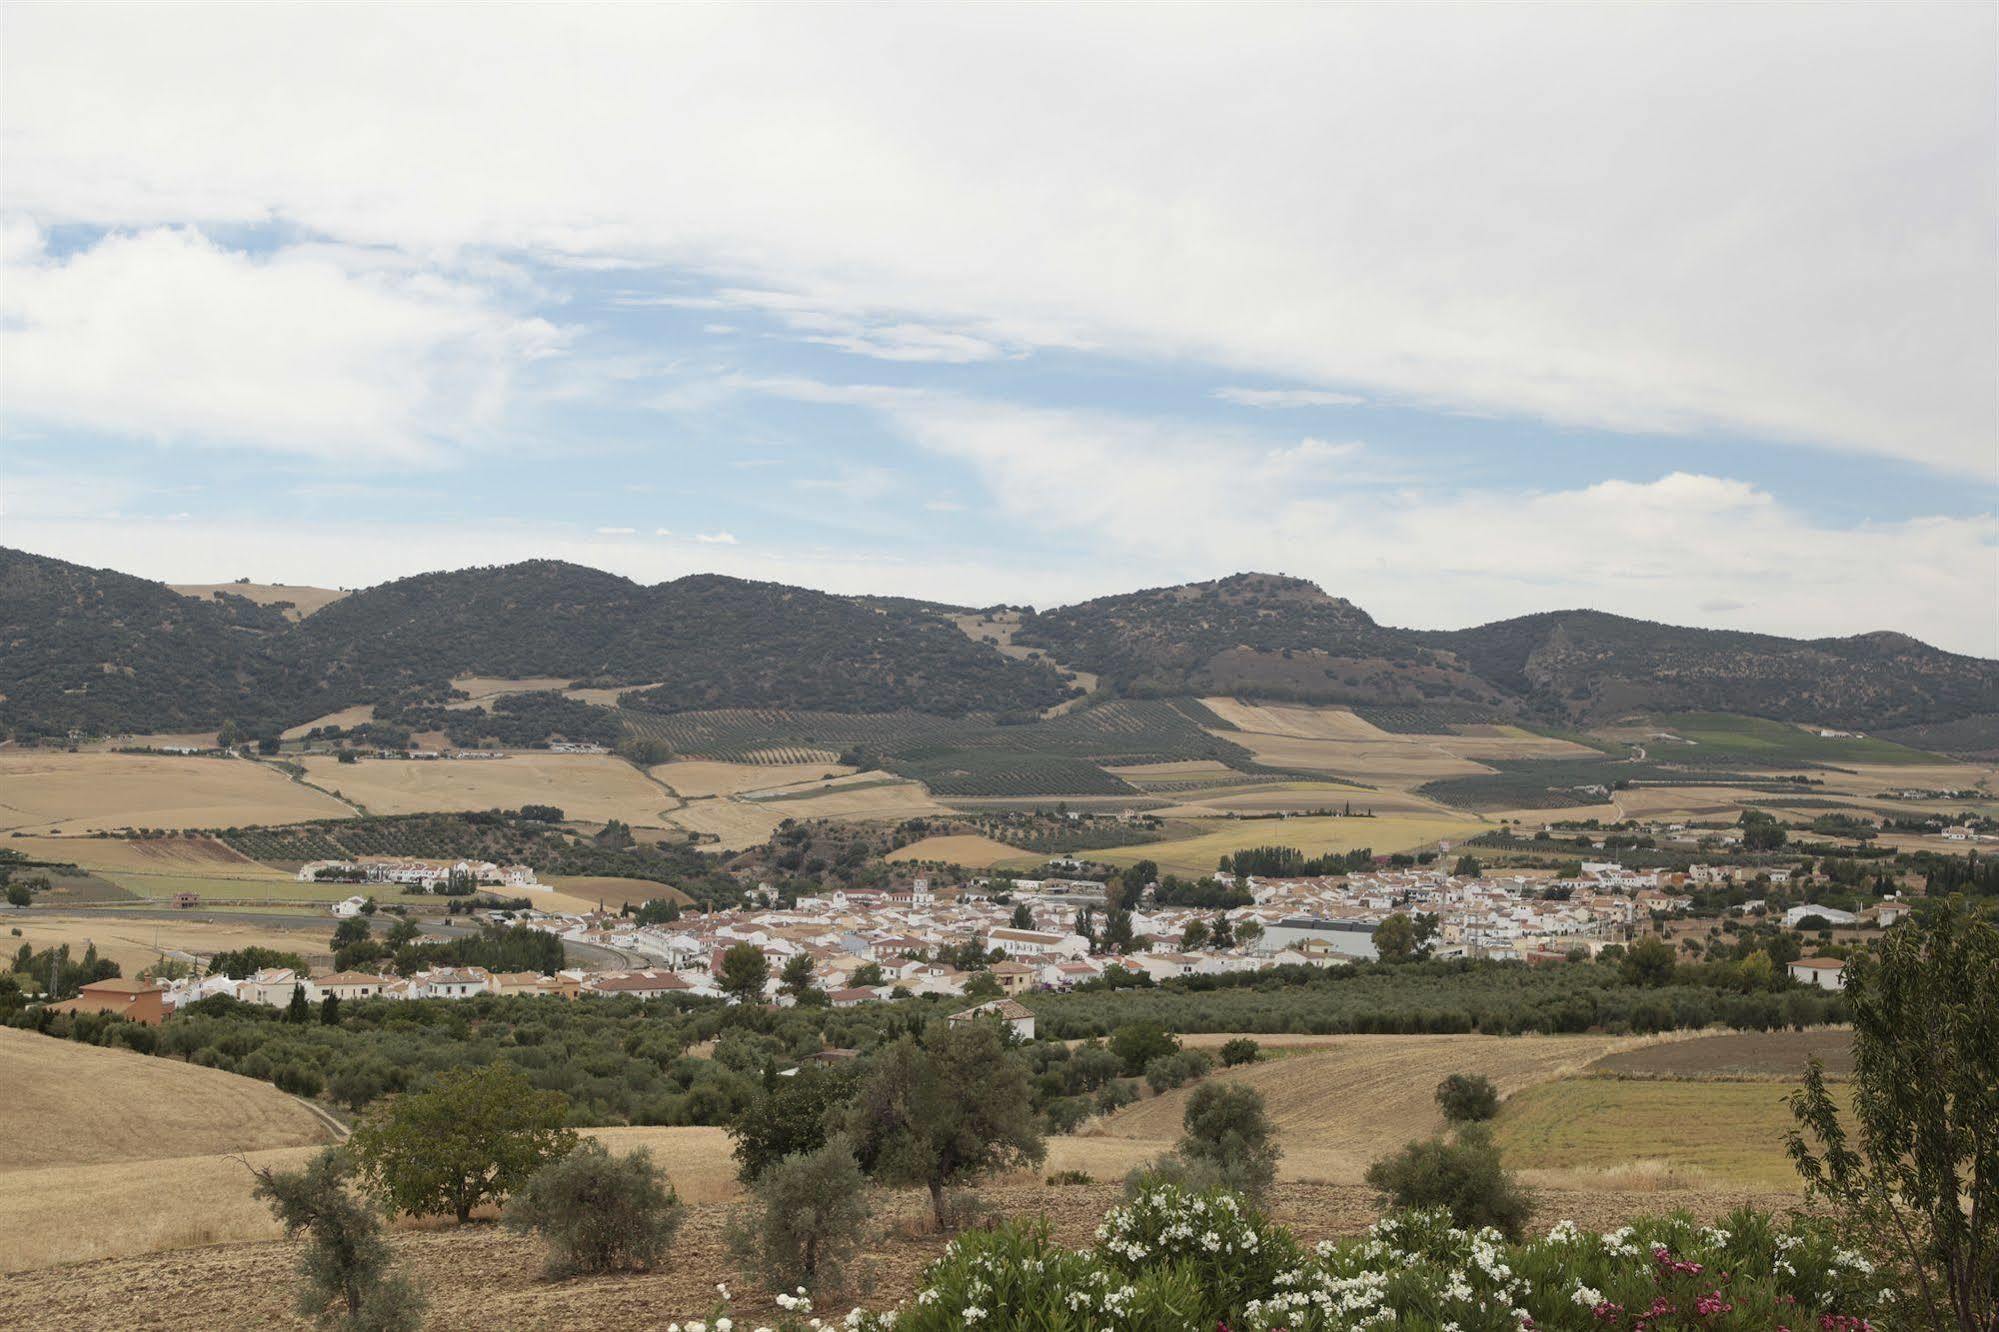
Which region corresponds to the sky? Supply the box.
[1,4,1995,655]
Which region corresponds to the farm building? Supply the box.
[948,997,1035,1040]
[1787,958,1846,990]
[47,978,168,1026]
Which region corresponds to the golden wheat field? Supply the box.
[0,753,355,834]
[0,1029,336,1174]
[1152,782,1448,818]
[295,753,676,825]
[662,800,787,850]
[648,759,853,798]
[543,876,692,909]
[885,833,1031,868]
[279,703,378,739]
[1090,812,1489,878]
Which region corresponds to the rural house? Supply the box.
[948,997,1036,1040]
[48,978,168,1026]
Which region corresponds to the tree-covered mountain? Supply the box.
[0,551,1073,738]
[3,550,1991,742]
[1418,610,1997,730]
[1011,573,1511,708]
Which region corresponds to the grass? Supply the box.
[1654,712,1942,767]
[648,759,852,797]
[295,752,680,825]
[885,833,1035,868]
[1088,812,1489,877]
[1,912,337,976]
[1492,1078,1844,1191]
[0,752,353,834]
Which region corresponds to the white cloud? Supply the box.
[5,6,1989,467]
[596,526,636,535]
[0,227,563,461]
[1216,387,1367,409]
[653,527,675,537]
[693,531,738,545]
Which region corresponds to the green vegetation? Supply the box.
[1658,711,1941,766]
[726,1136,871,1295]
[1434,1071,1501,1123]
[1364,1125,1533,1239]
[247,1147,424,1332]
[503,1139,684,1278]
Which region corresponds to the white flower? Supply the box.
[961,1306,986,1324]
[1573,1284,1604,1307]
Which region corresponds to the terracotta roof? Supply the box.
[950,998,1034,1021]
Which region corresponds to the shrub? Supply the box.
[247,1147,424,1332]
[1045,1168,1092,1186]
[1176,1081,1281,1201]
[1363,1125,1533,1239]
[1218,1036,1261,1066]
[503,1139,683,1278]
[1109,1020,1178,1076]
[1094,1079,1139,1114]
[727,1136,870,1295]
[1434,1071,1501,1122]
[1041,1095,1091,1134]
[1142,1047,1212,1093]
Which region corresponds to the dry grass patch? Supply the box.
[169,582,349,618]
[280,704,378,740]
[1089,812,1487,878]
[664,800,787,850]
[0,753,353,834]
[886,834,1031,868]
[296,753,676,826]
[1493,1078,1836,1192]
[545,876,692,910]
[0,1029,336,1174]
[648,759,852,798]
[1200,699,1394,741]
[1087,1033,1644,1181]
[1,913,335,977]
[769,780,949,820]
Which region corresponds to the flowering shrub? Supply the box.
[841,1191,1898,1332]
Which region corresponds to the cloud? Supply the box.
[1215,387,1366,409]
[0,226,563,461]
[596,526,636,535]
[693,531,738,545]
[4,6,1989,468]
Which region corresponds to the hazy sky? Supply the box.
[2,5,1994,654]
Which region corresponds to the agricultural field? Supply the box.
[648,759,852,798]
[756,779,949,820]
[545,876,693,909]
[0,752,354,834]
[1086,1033,1643,1184]
[294,753,678,826]
[885,833,1034,868]
[1492,1078,1837,1191]
[1587,1029,1854,1081]
[1214,731,1497,783]
[1090,811,1489,878]
[1641,713,1943,767]
[4,833,350,905]
[0,1027,336,1174]
[168,581,349,618]
[280,703,378,740]
[1,912,337,977]
[661,799,786,850]
[1153,782,1446,818]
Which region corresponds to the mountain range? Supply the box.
[2,549,1992,744]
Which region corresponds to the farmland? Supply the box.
[294,753,678,825]
[1,912,337,976]
[168,581,349,618]
[1643,712,1943,766]
[0,752,354,834]
[4,833,340,905]
[1088,811,1489,878]
[649,759,853,797]
[885,833,1033,868]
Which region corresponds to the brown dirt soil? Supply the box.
[1586,1029,1855,1081]
[0,1180,1799,1331]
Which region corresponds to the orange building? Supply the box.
[48,978,168,1026]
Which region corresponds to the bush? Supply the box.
[1094,1079,1139,1114]
[726,1136,870,1295]
[248,1147,424,1332]
[1045,1169,1093,1186]
[1218,1036,1261,1066]
[1176,1081,1281,1201]
[1142,1048,1213,1093]
[1363,1125,1533,1240]
[503,1139,683,1278]
[1041,1095,1091,1134]
[1434,1071,1500,1123]
[1109,1020,1178,1076]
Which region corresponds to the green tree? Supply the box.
[503,1139,683,1278]
[1620,935,1678,987]
[320,992,342,1026]
[1787,901,1997,1331]
[1209,913,1234,949]
[247,1147,423,1331]
[727,1135,870,1294]
[778,953,822,1006]
[1373,912,1420,963]
[1180,919,1211,950]
[850,961,886,988]
[347,1063,577,1223]
[1176,1081,1281,1201]
[1434,1072,1500,1123]
[1110,1021,1179,1077]
[1010,902,1034,931]
[286,982,312,1024]
[1364,1126,1533,1240]
[845,1022,1045,1227]
[962,971,1003,999]
[730,1063,863,1183]
[1452,854,1483,878]
[1101,907,1134,955]
[5,884,30,908]
[718,942,771,1006]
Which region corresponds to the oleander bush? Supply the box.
[835,1189,1896,1331]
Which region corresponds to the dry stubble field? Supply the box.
[0,753,354,834]
[295,753,678,826]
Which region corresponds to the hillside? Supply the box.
[1422,610,1998,730]
[0,1027,337,1170]
[170,581,350,619]
[1011,573,1510,708]
[5,550,1992,742]
[0,551,1073,736]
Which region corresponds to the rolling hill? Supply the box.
[3,549,1992,745]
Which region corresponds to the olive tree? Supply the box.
[246,1147,424,1331]
[1787,901,1997,1331]
[347,1062,576,1223]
